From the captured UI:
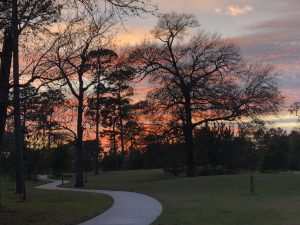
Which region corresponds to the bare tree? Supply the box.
[66,0,157,18]
[131,12,283,177]
[46,14,116,187]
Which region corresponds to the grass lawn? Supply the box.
[0,177,113,225]
[64,170,300,225]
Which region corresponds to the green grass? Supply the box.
[0,177,113,225]
[64,170,300,225]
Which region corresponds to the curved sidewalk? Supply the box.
[36,176,163,225]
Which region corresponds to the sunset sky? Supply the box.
[118,0,300,131]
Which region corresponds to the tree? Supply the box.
[34,88,66,151]
[288,130,300,170]
[82,140,102,178]
[19,85,40,131]
[289,102,300,116]
[131,12,283,177]
[107,65,136,169]
[261,128,288,172]
[47,13,117,187]
[50,144,72,176]
[0,29,13,206]
[0,29,13,148]
[235,121,266,194]
[66,0,156,18]
[100,96,120,169]
[0,0,61,201]
[86,48,118,174]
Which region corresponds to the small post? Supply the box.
[250,170,255,194]
[61,174,64,185]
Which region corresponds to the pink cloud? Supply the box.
[226,5,253,16]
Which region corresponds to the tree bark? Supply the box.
[0,29,13,147]
[118,90,126,170]
[75,90,84,187]
[12,0,26,200]
[112,121,118,170]
[47,118,52,152]
[0,29,13,207]
[183,93,195,177]
[94,84,100,174]
[119,106,126,170]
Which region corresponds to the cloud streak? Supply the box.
[226,5,253,16]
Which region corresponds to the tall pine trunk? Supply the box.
[12,0,26,200]
[94,84,100,174]
[47,118,52,152]
[118,91,126,170]
[119,107,126,170]
[0,28,13,208]
[0,29,13,146]
[112,121,118,170]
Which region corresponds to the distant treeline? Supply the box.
[1,123,298,178]
[110,125,300,176]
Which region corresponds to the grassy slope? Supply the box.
[0,179,113,225]
[65,170,300,225]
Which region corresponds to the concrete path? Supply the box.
[36,176,163,225]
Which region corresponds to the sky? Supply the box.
[117,0,300,131]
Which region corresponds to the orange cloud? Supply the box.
[226,5,253,16]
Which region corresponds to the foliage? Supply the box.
[50,145,72,176]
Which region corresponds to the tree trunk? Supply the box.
[94,85,100,174]
[119,106,126,170]
[75,92,84,187]
[183,94,195,177]
[0,29,13,147]
[12,0,26,201]
[0,29,13,207]
[112,121,118,170]
[183,124,195,177]
[118,91,126,170]
[47,120,51,152]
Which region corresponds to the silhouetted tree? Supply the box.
[288,130,300,170]
[101,96,119,169]
[131,12,283,177]
[86,48,118,174]
[82,140,102,178]
[0,29,13,149]
[108,65,136,169]
[261,128,288,172]
[0,0,61,201]
[47,14,116,187]
[50,144,72,176]
[289,102,300,116]
[34,88,65,151]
